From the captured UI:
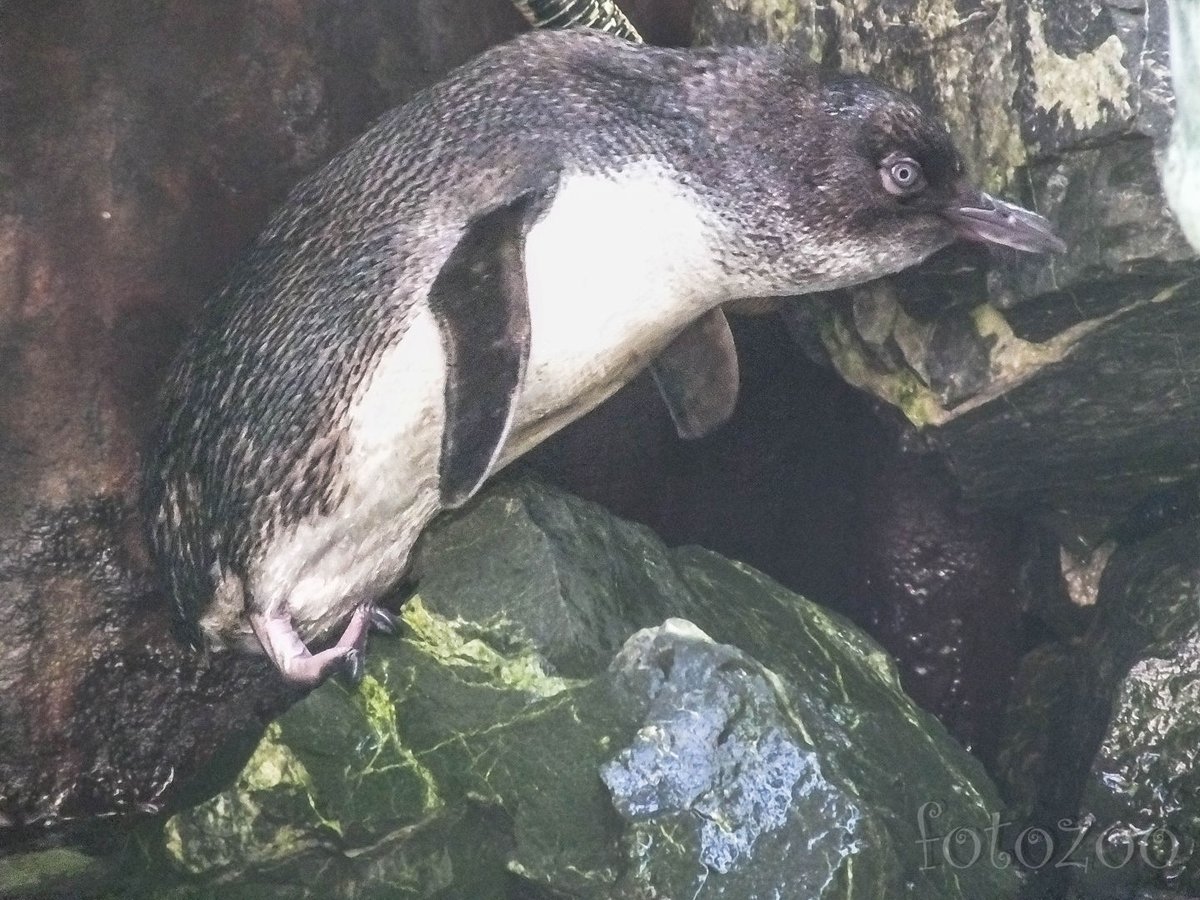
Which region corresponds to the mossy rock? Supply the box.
[126,478,1018,899]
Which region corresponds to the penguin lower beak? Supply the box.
[942,191,1067,254]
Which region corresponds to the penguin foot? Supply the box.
[369,606,398,635]
[272,641,362,688]
[250,606,370,689]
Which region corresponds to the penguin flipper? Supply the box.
[429,195,536,508]
[650,308,740,440]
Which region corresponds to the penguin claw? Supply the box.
[341,647,365,684]
[369,606,398,635]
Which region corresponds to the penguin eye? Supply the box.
[880,154,926,197]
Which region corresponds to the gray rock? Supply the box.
[600,621,859,890]
[1069,523,1200,896]
[125,479,1019,899]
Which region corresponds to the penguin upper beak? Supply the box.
[942,191,1067,254]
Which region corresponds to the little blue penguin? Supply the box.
[143,29,1065,687]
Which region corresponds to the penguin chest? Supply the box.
[247,165,725,637]
[249,308,448,637]
[503,164,727,460]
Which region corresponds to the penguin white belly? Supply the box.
[503,163,727,461]
[250,307,448,638]
[249,162,724,639]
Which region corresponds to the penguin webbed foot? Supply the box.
[251,605,371,688]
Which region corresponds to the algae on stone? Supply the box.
[1025,2,1132,133]
[0,848,113,899]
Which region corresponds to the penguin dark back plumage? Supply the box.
[143,29,1063,686]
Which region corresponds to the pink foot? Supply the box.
[250,605,371,688]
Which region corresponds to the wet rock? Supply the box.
[694,10,1200,896]
[0,495,294,834]
[529,320,1028,775]
[600,622,816,876]
[852,429,1025,768]
[998,521,1200,898]
[931,273,1200,514]
[0,846,114,899]
[130,479,1020,899]
[1066,523,1200,897]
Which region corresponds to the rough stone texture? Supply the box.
[0,0,524,835]
[524,321,1031,765]
[0,846,113,899]
[0,0,1087,848]
[997,520,1200,898]
[695,0,828,59]
[104,479,1019,899]
[696,0,1198,769]
[3,0,981,849]
[5,5,1188,895]
[695,9,1200,898]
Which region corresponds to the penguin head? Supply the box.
[806,73,1065,269]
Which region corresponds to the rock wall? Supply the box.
[700,2,1200,896]
[99,480,1022,900]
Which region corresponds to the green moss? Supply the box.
[138,479,1018,899]
[164,722,319,873]
[401,594,577,697]
[971,302,1073,383]
[816,308,945,426]
[351,673,442,814]
[0,849,109,898]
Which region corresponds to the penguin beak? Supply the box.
[942,191,1067,254]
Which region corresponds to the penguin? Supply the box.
[143,29,1065,687]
